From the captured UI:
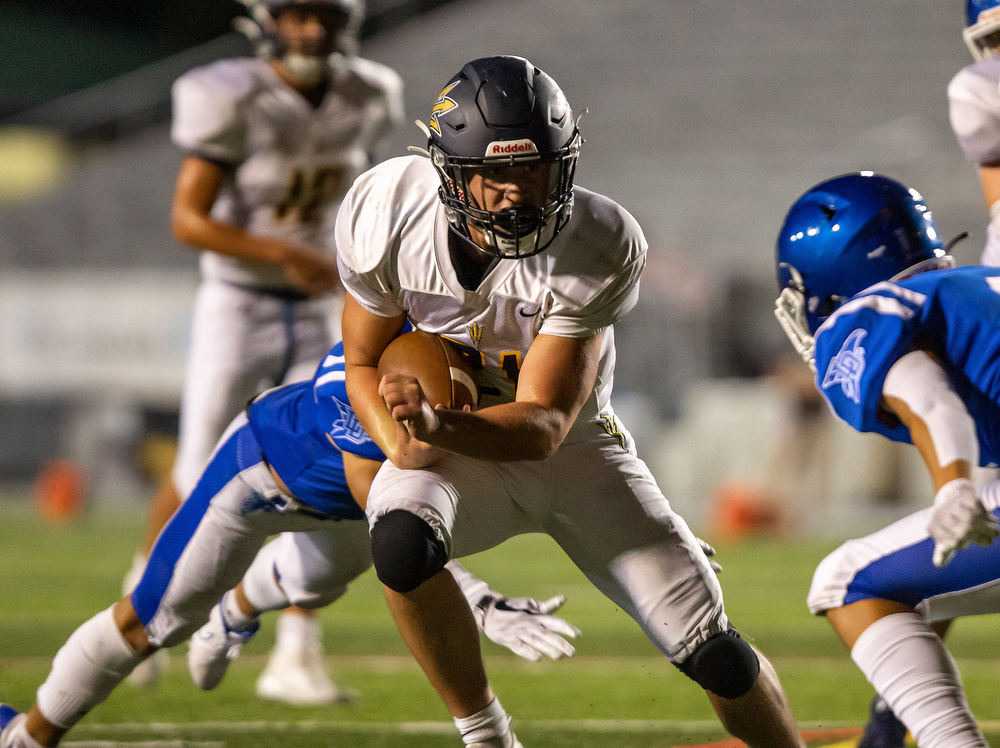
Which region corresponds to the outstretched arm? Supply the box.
[881,350,999,565]
[445,561,579,661]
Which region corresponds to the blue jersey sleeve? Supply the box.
[813,284,923,443]
[312,342,387,462]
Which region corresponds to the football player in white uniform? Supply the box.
[338,55,805,748]
[950,0,1000,266]
[123,0,403,702]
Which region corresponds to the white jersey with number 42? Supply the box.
[335,155,647,426]
[949,55,1000,266]
[172,56,404,289]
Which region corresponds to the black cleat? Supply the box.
[858,695,909,748]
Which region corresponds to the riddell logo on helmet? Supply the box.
[484,140,538,157]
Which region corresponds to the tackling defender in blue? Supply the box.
[0,337,581,748]
[776,172,1000,748]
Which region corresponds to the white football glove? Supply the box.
[473,594,580,662]
[697,537,722,573]
[927,477,1000,567]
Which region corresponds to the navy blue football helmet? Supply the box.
[426,56,581,259]
[965,0,1000,59]
[775,172,950,367]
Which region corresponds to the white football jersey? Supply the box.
[172,55,404,289]
[336,155,647,426]
[949,56,1000,266]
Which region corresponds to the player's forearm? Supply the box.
[882,350,978,491]
[423,401,570,461]
[172,207,289,265]
[346,363,399,457]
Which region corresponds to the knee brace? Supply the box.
[370,510,448,593]
[678,629,760,699]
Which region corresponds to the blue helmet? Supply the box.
[965,0,1000,59]
[425,56,581,259]
[774,173,949,365]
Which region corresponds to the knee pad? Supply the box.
[370,510,448,593]
[678,629,760,699]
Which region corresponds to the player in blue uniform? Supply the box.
[775,172,1000,748]
[0,339,581,748]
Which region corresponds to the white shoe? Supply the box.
[255,645,357,705]
[127,648,169,689]
[188,603,259,690]
[122,553,170,689]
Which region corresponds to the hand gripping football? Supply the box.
[377,331,479,411]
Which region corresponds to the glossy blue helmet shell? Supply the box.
[968,0,1000,27]
[776,172,946,333]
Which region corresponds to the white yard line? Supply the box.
[73,719,869,735]
[64,742,223,747]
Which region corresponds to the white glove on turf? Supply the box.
[474,594,581,661]
[927,477,999,567]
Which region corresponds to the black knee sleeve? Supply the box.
[677,629,760,699]
[370,510,448,593]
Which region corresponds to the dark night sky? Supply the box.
[1,0,240,114]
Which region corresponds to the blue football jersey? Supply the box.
[312,343,387,462]
[245,341,384,518]
[814,266,1000,466]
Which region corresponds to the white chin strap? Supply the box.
[283,53,329,85]
[774,287,816,372]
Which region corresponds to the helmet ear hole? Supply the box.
[816,295,841,319]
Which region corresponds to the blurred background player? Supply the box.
[0,337,582,748]
[775,172,1000,748]
[121,0,405,702]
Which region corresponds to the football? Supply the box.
[377,330,479,411]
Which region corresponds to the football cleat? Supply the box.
[188,603,260,691]
[858,695,909,748]
[255,644,357,705]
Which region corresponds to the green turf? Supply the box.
[1,503,999,746]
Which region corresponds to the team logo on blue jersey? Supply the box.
[821,329,867,404]
[331,399,369,447]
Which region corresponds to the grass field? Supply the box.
[2,503,999,747]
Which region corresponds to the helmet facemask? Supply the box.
[430,131,581,259]
[965,6,1000,59]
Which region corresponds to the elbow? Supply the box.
[171,208,202,246]
[524,415,570,461]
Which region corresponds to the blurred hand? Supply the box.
[280,243,340,296]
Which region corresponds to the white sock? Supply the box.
[274,611,320,653]
[241,543,292,614]
[851,612,986,748]
[35,606,144,729]
[219,591,257,633]
[454,698,512,746]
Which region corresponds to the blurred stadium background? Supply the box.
[1,2,998,744]
[0,0,977,534]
